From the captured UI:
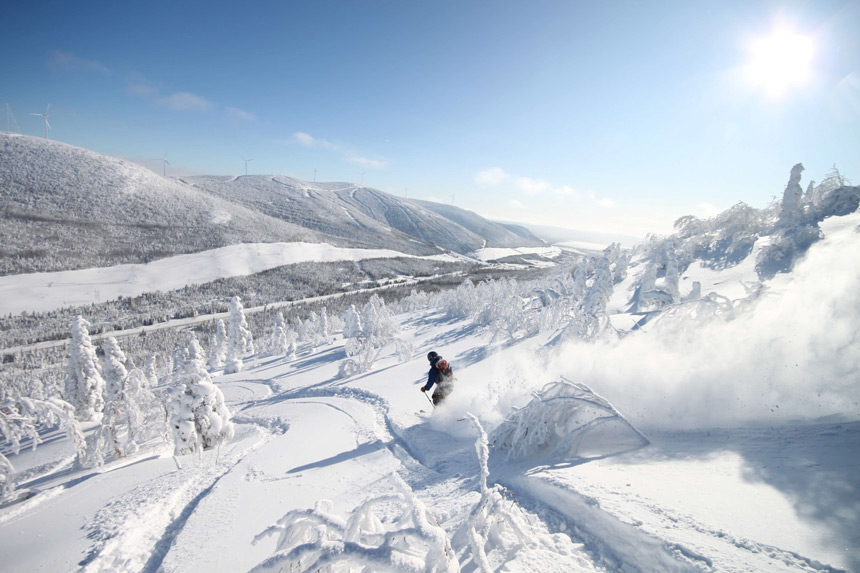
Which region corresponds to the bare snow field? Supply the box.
[0,242,465,316]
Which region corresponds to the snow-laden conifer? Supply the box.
[319,307,331,345]
[778,163,805,228]
[339,295,411,376]
[582,256,613,316]
[99,337,130,458]
[225,296,254,374]
[341,304,363,347]
[64,316,105,421]
[208,319,227,369]
[144,353,159,387]
[169,331,235,456]
[268,312,290,356]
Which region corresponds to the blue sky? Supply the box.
[2,1,858,236]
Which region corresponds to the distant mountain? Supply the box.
[501,221,642,248]
[184,176,543,256]
[0,134,541,276]
[412,199,544,248]
[0,134,331,275]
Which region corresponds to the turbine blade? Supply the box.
[45,119,51,130]
[45,104,51,114]
[31,113,41,116]
[164,159,171,165]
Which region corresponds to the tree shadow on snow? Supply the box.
[286,439,390,474]
[424,321,483,348]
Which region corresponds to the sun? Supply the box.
[745,27,814,98]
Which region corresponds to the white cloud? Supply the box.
[554,185,578,197]
[226,106,255,122]
[293,131,316,146]
[349,155,388,169]
[49,51,110,73]
[293,132,386,169]
[156,92,215,112]
[293,131,339,150]
[475,167,511,185]
[587,191,616,208]
[516,176,553,195]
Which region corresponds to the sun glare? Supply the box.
[746,27,814,98]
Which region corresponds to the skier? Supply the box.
[421,351,454,406]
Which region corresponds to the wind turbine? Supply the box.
[241,155,253,176]
[31,104,50,139]
[158,152,170,177]
[4,104,21,133]
[450,193,456,205]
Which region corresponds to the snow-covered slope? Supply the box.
[185,175,543,256]
[0,242,464,316]
[0,134,333,275]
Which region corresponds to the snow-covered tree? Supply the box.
[319,307,331,345]
[225,296,254,374]
[63,316,105,421]
[664,250,681,304]
[268,312,291,356]
[99,337,130,458]
[571,262,588,301]
[1,397,86,499]
[208,319,227,369]
[582,256,613,316]
[169,331,235,456]
[144,353,159,387]
[88,337,165,466]
[340,295,411,376]
[341,304,362,342]
[778,163,805,228]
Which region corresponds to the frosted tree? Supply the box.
[339,295,411,376]
[757,163,824,279]
[778,163,805,228]
[341,304,363,344]
[571,261,588,301]
[169,331,235,456]
[99,337,130,459]
[1,397,87,499]
[64,316,105,421]
[268,312,290,355]
[319,307,331,345]
[208,319,227,369]
[664,250,681,303]
[581,256,613,316]
[639,262,657,293]
[613,251,630,283]
[225,296,254,374]
[144,353,159,387]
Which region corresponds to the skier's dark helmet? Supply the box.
[427,351,439,361]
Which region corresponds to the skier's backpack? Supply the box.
[436,359,453,377]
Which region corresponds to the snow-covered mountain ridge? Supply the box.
[185,175,543,258]
[0,134,541,276]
